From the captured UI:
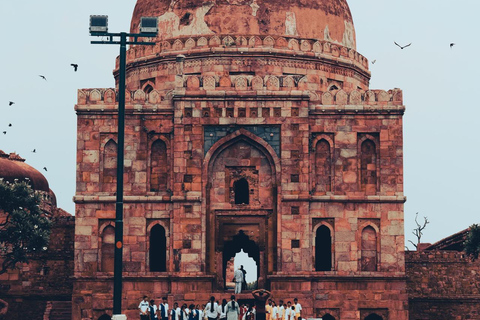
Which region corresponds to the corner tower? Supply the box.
[74,0,408,319]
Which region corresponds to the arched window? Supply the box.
[150,140,168,192]
[234,178,249,205]
[102,139,117,192]
[360,139,377,194]
[365,314,383,320]
[150,224,167,272]
[315,139,332,193]
[143,84,154,94]
[322,314,335,320]
[315,225,332,271]
[361,226,377,271]
[101,225,115,272]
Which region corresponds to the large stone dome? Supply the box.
[130,0,356,49]
[0,150,49,192]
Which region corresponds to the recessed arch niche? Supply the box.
[204,130,280,290]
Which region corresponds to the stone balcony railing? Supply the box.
[117,34,369,71]
[76,86,403,107]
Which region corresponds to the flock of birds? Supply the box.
[3,63,79,173]
[371,42,455,65]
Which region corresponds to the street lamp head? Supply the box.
[140,17,158,34]
[89,15,108,35]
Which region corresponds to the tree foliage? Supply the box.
[0,180,51,275]
[464,224,480,260]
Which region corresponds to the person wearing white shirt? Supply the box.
[171,302,181,320]
[226,295,240,320]
[218,299,227,320]
[139,296,150,320]
[196,304,203,320]
[293,299,301,320]
[206,296,219,320]
[150,300,159,320]
[271,301,278,320]
[181,304,189,320]
[233,267,244,294]
[160,297,169,320]
[277,300,284,320]
[284,302,292,320]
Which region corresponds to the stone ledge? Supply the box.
[283,195,406,203]
[173,90,311,100]
[409,296,480,301]
[73,274,215,281]
[268,273,407,281]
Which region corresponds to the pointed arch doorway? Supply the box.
[204,130,280,290]
[223,230,259,290]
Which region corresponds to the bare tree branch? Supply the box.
[410,212,429,249]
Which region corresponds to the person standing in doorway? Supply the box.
[139,296,150,320]
[234,267,244,294]
[226,295,240,320]
[240,265,247,291]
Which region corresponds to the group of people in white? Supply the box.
[138,295,302,320]
[265,298,302,320]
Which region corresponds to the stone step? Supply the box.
[47,301,72,320]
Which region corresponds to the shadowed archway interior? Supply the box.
[365,314,383,320]
[315,225,332,271]
[234,178,250,204]
[222,230,259,289]
[150,224,167,272]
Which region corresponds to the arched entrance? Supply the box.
[204,130,280,290]
[223,230,259,290]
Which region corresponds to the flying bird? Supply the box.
[8,123,12,127]
[32,149,36,153]
[71,64,78,72]
[43,167,47,172]
[371,60,376,64]
[394,42,412,49]
[39,75,47,81]
[450,43,455,48]
[8,101,14,106]
[2,131,6,135]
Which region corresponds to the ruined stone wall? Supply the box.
[406,251,480,320]
[0,215,75,320]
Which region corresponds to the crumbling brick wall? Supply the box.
[406,250,480,320]
[0,215,75,320]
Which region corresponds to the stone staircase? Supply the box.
[44,301,72,320]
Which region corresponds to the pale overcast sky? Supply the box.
[0,0,478,248]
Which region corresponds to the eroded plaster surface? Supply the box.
[285,12,298,36]
[157,2,215,38]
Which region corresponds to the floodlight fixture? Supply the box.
[90,15,108,35]
[140,17,158,34]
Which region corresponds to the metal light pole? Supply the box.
[89,15,157,318]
